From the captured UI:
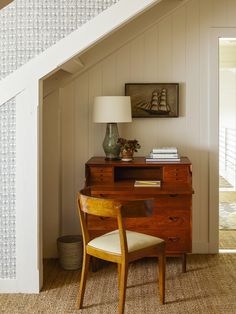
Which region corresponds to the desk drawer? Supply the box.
[140,229,191,253]
[152,195,191,211]
[126,210,190,229]
[87,211,190,231]
[163,166,189,183]
[91,194,191,211]
[89,166,113,184]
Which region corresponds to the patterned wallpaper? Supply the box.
[0,100,16,279]
[0,0,119,280]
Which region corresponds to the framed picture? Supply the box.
[125,83,179,118]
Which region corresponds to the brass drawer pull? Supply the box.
[167,237,179,242]
[169,194,178,197]
[168,216,179,222]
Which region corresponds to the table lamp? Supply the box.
[93,96,132,160]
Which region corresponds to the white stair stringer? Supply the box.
[0,0,162,107]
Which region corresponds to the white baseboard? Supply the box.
[208,241,219,254]
[192,241,210,253]
[0,279,18,293]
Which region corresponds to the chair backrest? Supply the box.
[78,188,153,257]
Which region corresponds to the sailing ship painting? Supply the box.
[137,88,171,115]
[125,83,179,118]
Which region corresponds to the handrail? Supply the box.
[220,126,236,188]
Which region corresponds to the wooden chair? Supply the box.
[76,188,166,314]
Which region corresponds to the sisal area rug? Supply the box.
[0,255,236,314]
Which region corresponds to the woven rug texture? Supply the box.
[0,255,236,314]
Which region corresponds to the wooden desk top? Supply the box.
[91,182,193,195]
[86,156,191,166]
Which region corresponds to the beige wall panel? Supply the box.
[88,64,104,157]
[170,6,187,154]
[115,45,132,138]
[43,90,60,258]
[226,0,236,27]
[58,0,236,253]
[74,73,90,213]
[212,0,227,27]
[199,0,212,251]
[60,83,80,236]
[116,45,131,97]
[143,25,158,82]
[186,0,201,245]
[102,54,117,95]
[130,35,145,82]
[172,6,186,82]
[157,16,172,82]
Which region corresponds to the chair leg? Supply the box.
[158,252,165,305]
[76,253,90,309]
[118,263,128,314]
[182,253,187,273]
[117,263,121,289]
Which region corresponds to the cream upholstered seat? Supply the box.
[88,230,164,254]
[76,189,166,314]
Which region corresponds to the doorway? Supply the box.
[219,38,236,251]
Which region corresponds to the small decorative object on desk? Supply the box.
[146,147,180,162]
[117,138,141,161]
[134,180,161,187]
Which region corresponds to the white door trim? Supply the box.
[15,82,40,293]
[209,27,236,253]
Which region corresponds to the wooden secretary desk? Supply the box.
[84,156,193,271]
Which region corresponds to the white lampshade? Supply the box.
[93,96,132,123]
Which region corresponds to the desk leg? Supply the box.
[182,253,187,273]
[91,257,99,272]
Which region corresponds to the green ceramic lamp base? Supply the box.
[103,123,121,160]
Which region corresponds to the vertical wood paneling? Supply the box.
[116,45,130,96]
[102,54,117,95]
[154,16,177,153]
[169,6,187,153]
[158,16,172,81]
[226,0,236,27]
[115,45,132,138]
[43,90,60,257]
[172,7,186,83]
[172,6,186,117]
[186,0,201,244]
[57,0,236,254]
[199,0,213,250]
[143,25,158,82]
[88,64,103,157]
[60,82,79,235]
[130,35,144,82]
[212,0,227,26]
[74,72,89,219]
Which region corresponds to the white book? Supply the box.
[152,147,178,154]
[134,180,161,187]
[149,153,179,158]
[146,158,181,162]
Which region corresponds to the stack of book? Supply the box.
[146,147,180,162]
